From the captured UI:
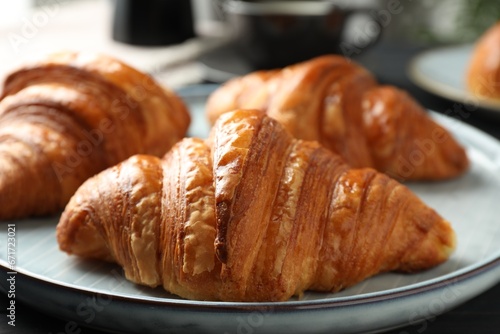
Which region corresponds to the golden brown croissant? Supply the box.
[57,109,456,302]
[206,55,469,181]
[467,22,500,99]
[0,51,190,219]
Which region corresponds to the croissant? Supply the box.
[206,55,469,181]
[0,51,190,219]
[467,22,500,99]
[57,109,456,302]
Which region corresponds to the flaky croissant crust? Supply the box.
[57,109,456,302]
[206,55,469,181]
[0,51,190,219]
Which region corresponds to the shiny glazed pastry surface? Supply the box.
[467,22,500,100]
[57,109,456,302]
[0,51,190,219]
[206,55,469,181]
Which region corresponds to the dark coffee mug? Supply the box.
[112,0,195,46]
[224,0,382,69]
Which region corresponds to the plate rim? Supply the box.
[407,44,500,111]
[1,252,500,311]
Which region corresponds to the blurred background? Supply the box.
[0,0,499,87]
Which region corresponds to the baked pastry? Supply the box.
[206,55,469,181]
[57,109,456,302]
[467,22,500,99]
[0,51,190,219]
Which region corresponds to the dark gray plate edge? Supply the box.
[0,256,499,334]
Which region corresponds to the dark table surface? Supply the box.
[1,41,500,334]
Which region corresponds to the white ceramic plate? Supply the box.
[408,44,500,112]
[1,86,500,334]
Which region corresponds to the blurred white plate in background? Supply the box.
[408,44,500,112]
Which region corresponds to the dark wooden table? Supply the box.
[1,42,500,333]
